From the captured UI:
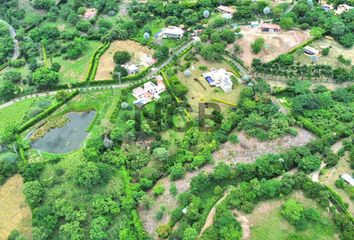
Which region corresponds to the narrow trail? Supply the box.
[198,190,231,239]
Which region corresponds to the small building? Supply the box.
[322,4,334,11]
[217,5,236,15]
[341,174,354,186]
[304,46,320,55]
[260,23,281,32]
[251,21,260,28]
[83,8,97,20]
[202,68,234,93]
[158,26,185,39]
[335,4,353,15]
[125,64,139,75]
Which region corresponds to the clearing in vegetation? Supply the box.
[213,128,315,164]
[248,191,337,240]
[292,38,354,69]
[0,174,32,240]
[95,40,156,80]
[53,41,102,84]
[234,26,310,66]
[319,152,354,214]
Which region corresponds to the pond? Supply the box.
[30,111,96,154]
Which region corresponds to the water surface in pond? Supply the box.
[30,111,96,154]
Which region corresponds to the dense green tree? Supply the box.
[23,180,44,208]
[113,51,131,64]
[298,155,321,173]
[32,67,59,89]
[74,162,101,188]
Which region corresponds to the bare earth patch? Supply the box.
[138,165,213,238]
[0,174,32,239]
[95,40,155,80]
[213,128,315,164]
[234,27,310,66]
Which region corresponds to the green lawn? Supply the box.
[53,40,102,84]
[250,193,337,240]
[0,97,55,135]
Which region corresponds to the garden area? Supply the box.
[175,52,246,113]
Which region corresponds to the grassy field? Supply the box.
[0,96,56,136]
[53,40,102,84]
[176,55,246,114]
[249,191,337,240]
[292,38,354,69]
[319,152,354,214]
[0,174,32,240]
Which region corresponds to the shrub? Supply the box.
[153,184,165,197]
[251,38,265,54]
[322,47,330,56]
[298,155,321,173]
[228,134,239,143]
[170,163,185,181]
[156,224,172,239]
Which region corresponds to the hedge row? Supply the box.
[225,52,248,71]
[18,90,79,133]
[85,42,111,82]
[296,116,325,137]
[0,62,9,71]
[223,58,242,78]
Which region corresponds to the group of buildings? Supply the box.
[132,75,166,107]
[321,1,353,15]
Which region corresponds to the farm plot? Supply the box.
[53,41,102,84]
[0,174,32,240]
[292,38,354,69]
[95,40,156,80]
[234,26,310,66]
[176,56,245,113]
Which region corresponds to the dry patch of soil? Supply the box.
[0,174,32,239]
[234,27,310,66]
[138,165,213,238]
[95,40,155,80]
[213,128,315,164]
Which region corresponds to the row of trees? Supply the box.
[0,22,14,65]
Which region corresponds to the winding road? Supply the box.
[0,19,20,60]
[0,39,197,110]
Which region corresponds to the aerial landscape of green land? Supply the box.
[0,0,353,240]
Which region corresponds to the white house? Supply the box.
[341,174,354,186]
[132,76,166,107]
[202,68,234,93]
[125,64,139,75]
[158,26,185,39]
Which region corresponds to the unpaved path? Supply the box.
[213,128,315,164]
[198,189,231,239]
[233,210,251,240]
[0,174,32,239]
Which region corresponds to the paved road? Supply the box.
[0,83,130,110]
[147,39,196,78]
[0,19,20,59]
